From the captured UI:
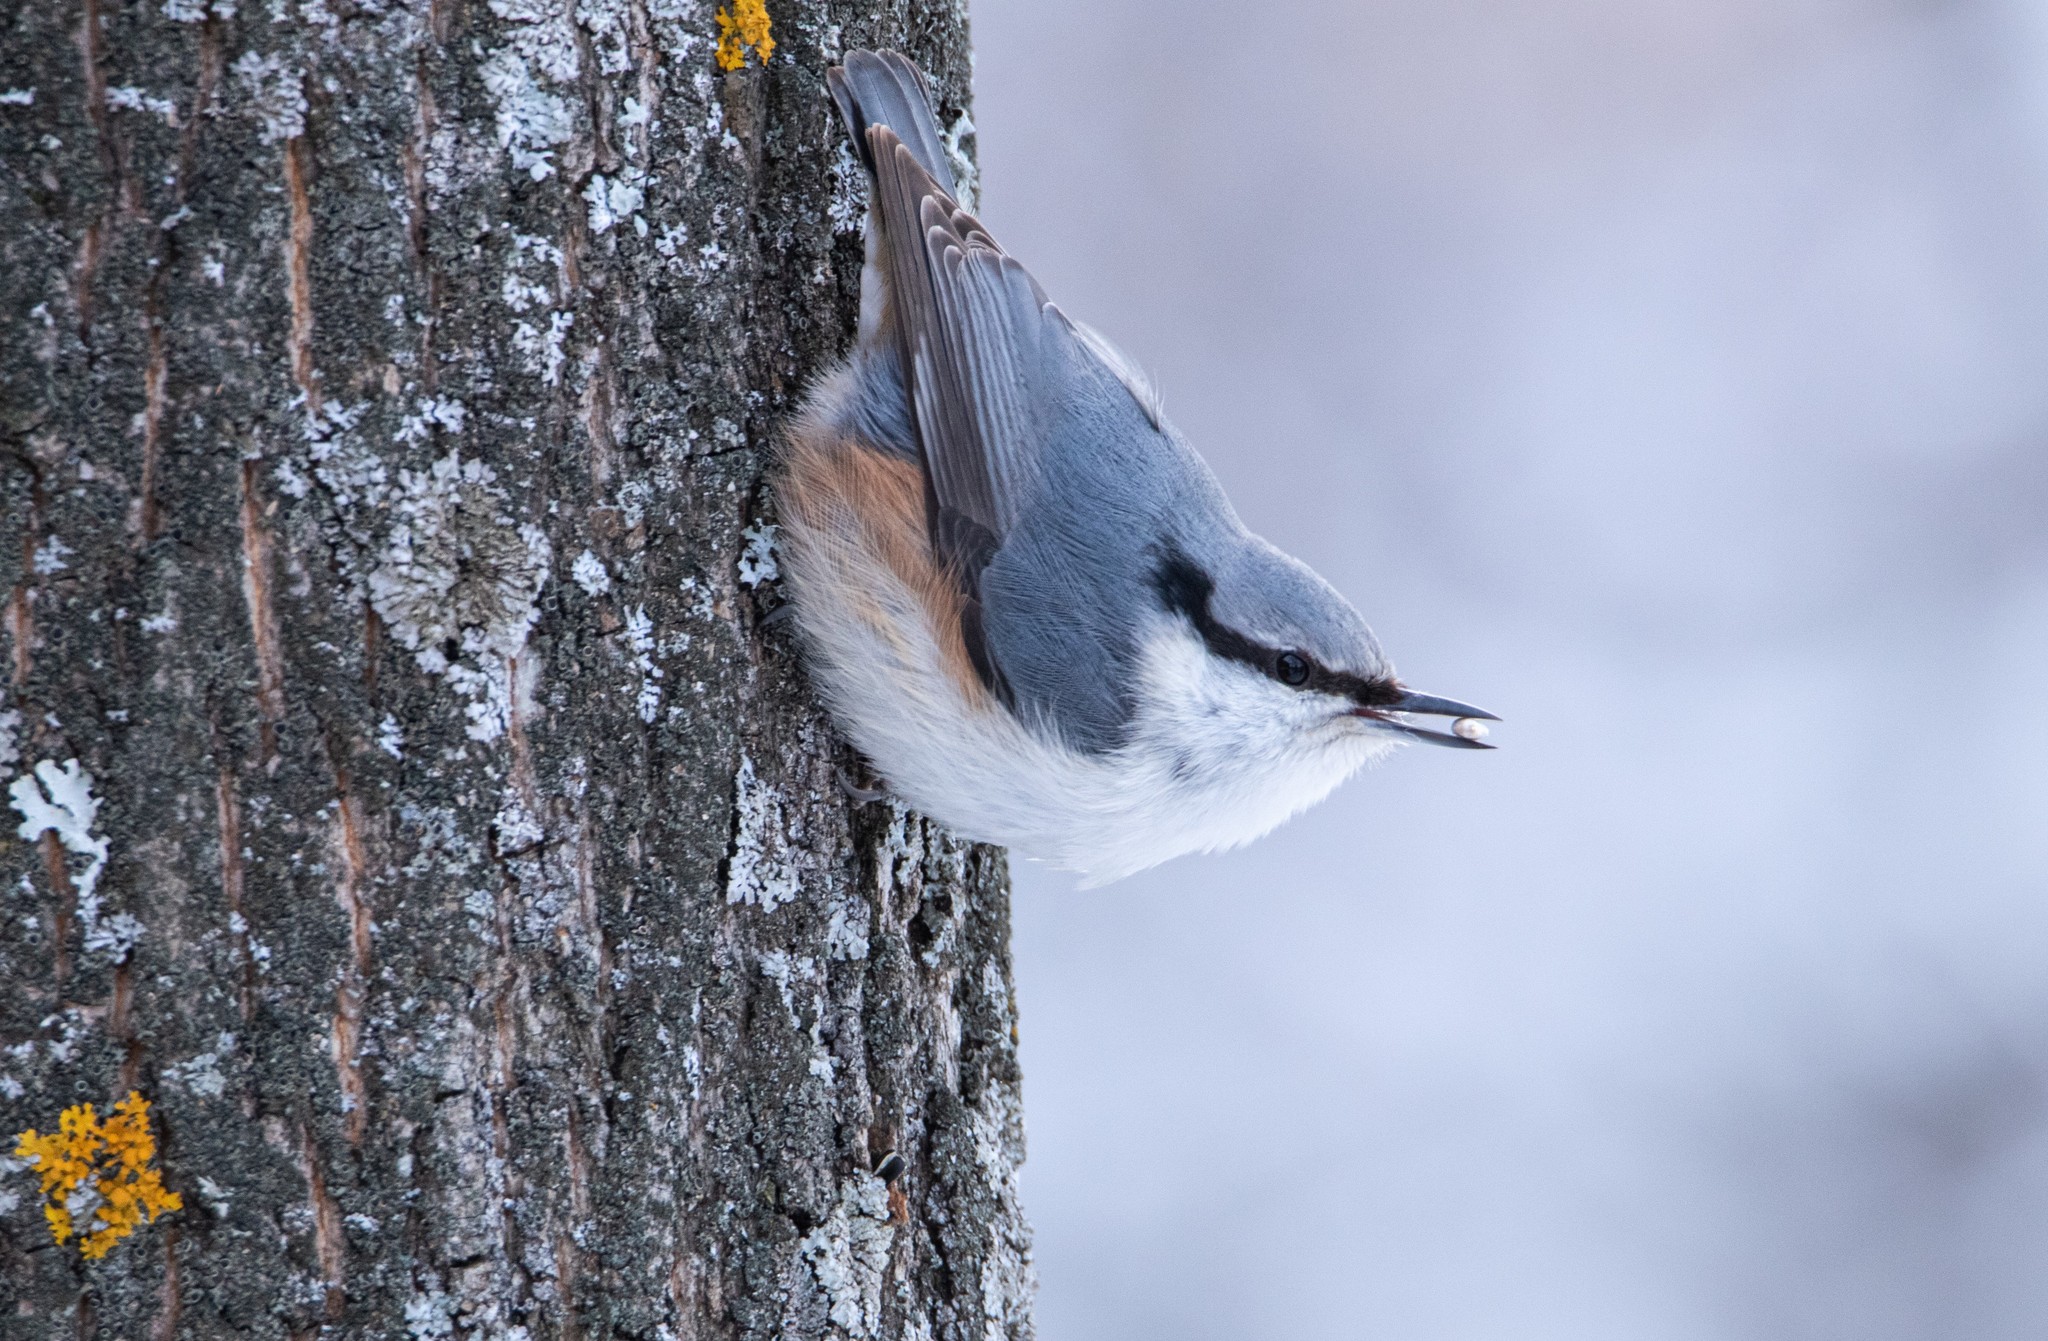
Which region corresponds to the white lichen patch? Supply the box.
[475,0,629,190]
[397,804,484,881]
[498,233,574,387]
[10,760,105,898]
[232,51,306,144]
[442,646,518,743]
[377,713,406,760]
[31,536,73,574]
[679,573,717,623]
[501,272,552,314]
[0,707,20,774]
[395,396,468,446]
[492,789,544,856]
[980,958,1012,1031]
[513,310,574,385]
[966,1082,1035,1341]
[827,139,868,236]
[753,948,839,1085]
[653,221,689,261]
[195,1176,233,1218]
[165,0,237,21]
[404,1290,457,1340]
[228,911,273,973]
[35,1006,98,1065]
[479,48,572,180]
[366,453,551,742]
[163,1031,237,1099]
[10,759,140,963]
[107,85,180,124]
[870,808,922,908]
[368,454,549,657]
[797,1176,897,1338]
[295,403,382,523]
[614,476,654,530]
[510,231,565,273]
[583,169,647,235]
[487,0,582,81]
[737,521,778,588]
[825,899,870,961]
[570,550,610,596]
[624,605,662,723]
[757,948,811,1025]
[727,753,800,910]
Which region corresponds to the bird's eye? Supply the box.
[1275,651,1311,687]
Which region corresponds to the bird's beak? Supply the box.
[1352,690,1500,750]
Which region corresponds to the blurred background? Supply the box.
[966,0,2048,1336]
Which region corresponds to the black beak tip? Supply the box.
[1389,689,1501,722]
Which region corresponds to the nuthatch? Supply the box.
[780,51,1497,885]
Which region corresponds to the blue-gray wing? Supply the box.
[866,126,1179,706]
[841,52,1190,745]
[834,48,1168,569]
[867,132,1050,574]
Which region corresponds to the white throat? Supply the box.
[1093,618,1398,876]
[870,616,1397,885]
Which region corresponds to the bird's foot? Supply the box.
[837,765,890,806]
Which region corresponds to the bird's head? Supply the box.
[1145,540,1497,765]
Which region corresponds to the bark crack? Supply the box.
[298,1123,348,1320]
[238,459,288,762]
[283,134,319,408]
[330,776,373,1148]
[214,763,256,1021]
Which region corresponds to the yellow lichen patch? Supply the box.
[715,0,774,71]
[14,1092,182,1260]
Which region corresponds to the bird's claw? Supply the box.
[837,766,890,806]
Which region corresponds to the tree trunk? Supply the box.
[0,1,1031,1337]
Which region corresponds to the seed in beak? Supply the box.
[1452,717,1489,741]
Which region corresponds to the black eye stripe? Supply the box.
[1151,549,1400,704]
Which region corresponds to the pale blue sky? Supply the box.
[971,1,2048,1335]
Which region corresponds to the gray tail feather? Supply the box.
[828,50,957,201]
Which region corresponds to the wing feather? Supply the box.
[826,49,1180,740]
[872,134,1052,576]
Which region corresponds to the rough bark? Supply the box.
[0,1,1030,1338]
